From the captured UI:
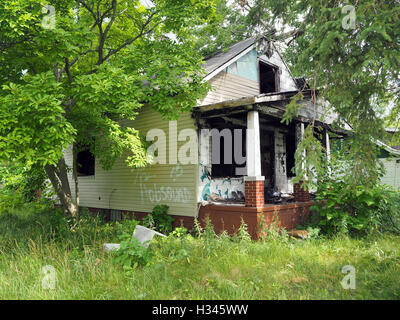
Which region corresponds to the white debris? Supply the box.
[103,225,167,252]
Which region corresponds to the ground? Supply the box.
[0,207,399,300]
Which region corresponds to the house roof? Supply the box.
[204,37,256,80]
[374,139,400,156]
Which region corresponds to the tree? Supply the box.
[200,0,400,188]
[0,0,217,216]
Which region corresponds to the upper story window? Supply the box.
[259,61,280,94]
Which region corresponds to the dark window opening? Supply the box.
[260,130,275,188]
[76,148,95,176]
[259,61,279,94]
[211,128,246,178]
[286,132,296,177]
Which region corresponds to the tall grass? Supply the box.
[0,207,399,299]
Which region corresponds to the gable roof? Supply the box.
[203,37,256,81]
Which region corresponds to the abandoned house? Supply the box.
[64,37,339,238]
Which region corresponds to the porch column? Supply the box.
[245,111,264,207]
[325,129,331,176]
[293,122,310,202]
[325,129,331,162]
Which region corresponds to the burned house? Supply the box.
[64,37,337,238]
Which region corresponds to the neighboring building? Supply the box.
[64,37,339,238]
[377,130,400,189]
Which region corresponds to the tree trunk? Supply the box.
[45,157,78,217]
[72,147,80,212]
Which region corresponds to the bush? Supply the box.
[142,205,175,234]
[0,162,49,212]
[311,180,400,236]
[113,234,154,269]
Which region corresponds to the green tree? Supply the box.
[0,0,216,216]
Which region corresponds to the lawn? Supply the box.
[0,207,399,300]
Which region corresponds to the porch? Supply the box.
[193,90,336,236]
[198,201,313,240]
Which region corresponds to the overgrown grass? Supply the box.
[0,207,399,299]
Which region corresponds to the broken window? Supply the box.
[76,148,95,176]
[259,61,280,94]
[211,128,246,178]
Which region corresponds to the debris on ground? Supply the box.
[103,225,167,252]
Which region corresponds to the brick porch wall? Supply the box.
[84,201,313,240]
[293,182,310,202]
[198,202,313,239]
[245,180,265,207]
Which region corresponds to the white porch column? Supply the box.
[246,111,262,177]
[245,111,264,208]
[325,129,331,162]
[295,122,306,171]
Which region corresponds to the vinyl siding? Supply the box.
[199,49,298,107]
[259,50,298,92]
[199,71,260,106]
[381,158,400,189]
[65,105,199,217]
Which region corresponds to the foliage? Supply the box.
[232,218,252,243]
[258,210,289,242]
[0,0,217,216]
[113,234,154,270]
[114,217,139,238]
[141,204,174,234]
[198,0,400,188]
[0,162,51,212]
[0,162,47,200]
[312,179,400,236]
[192,0,249,57]
[310,150,400,236]
[2,206,400,299]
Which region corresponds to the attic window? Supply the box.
[76,148,95,177]
[259,61,279,94]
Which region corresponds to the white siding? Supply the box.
[381,158,400,189]
[65,105,199,217]
[259,50,298,92]
[199,71,259,106]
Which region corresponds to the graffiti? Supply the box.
[142,183,191,204]
[199,164,244,201]
[134,166,192,204]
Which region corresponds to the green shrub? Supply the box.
[0,163,47,205]
[142,205,175,234]
[113,234,154,269]
[258,211,289,242]
[311,180,400,236]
